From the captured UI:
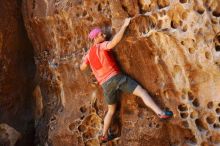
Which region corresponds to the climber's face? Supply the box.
[94,32,106,43]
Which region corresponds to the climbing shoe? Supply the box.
[158,110,173,119]
[100,134,119,143]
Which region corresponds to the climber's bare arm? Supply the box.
[106,18,131,50]
[80,62,88,71]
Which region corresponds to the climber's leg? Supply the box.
[133,85,173,118]
[116,75,162,114]
[118,74,173,118]
[103,104,117,137]
[101,75,120,137]
[132,85,163,115]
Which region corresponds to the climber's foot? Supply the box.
[100,134,119,143]
[158,110,173,119]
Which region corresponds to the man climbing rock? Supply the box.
[80,17,173,143]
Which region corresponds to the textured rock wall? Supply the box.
[0,0,36,145]
[22,0,220,146]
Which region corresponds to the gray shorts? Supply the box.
[101,74,138,105]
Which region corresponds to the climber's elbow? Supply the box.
[80,63,88,71]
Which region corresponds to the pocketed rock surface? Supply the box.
[20,0,220,146]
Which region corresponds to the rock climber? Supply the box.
[80,17,173,143]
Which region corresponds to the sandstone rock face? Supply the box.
[22,0,220,146]
[0,0,35,145]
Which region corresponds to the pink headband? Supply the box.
[88,28,102,39]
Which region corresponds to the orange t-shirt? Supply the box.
[83,41,120,85]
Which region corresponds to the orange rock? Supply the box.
[18,0,220,145]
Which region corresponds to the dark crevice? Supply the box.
[212,11,220,17]
[180,0,187,3]
[32,0,36,9]
[121,4,132,17]
[215,45,220,52]
[137,0,147,14]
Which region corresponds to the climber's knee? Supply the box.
[107,104,116,116]
[133,85,146,97]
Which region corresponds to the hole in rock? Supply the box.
[76,13,80,17]
[91,108,96,113]
[181,41,185,45]
[78,125,87,132]
[205,52,212,60]
[215,34,220,52]
[97,3,102,11]
[212,11,220,17]
[80,106,87,113]
[82,10,87,17]
[216,45,220,52]
[206,115,216,124]
[171,20,178,29]
[179,20,183,26]
[207,101,214,109]
[83,132,90,139]
[189,47,195,54]
[80,115,85,120]
[178,104,188,111]
[180,113,188,119]
[195,118,208,131]
[216,33,220,43]
[180,0,187,3]
[50,116,56,122]
[213,123,220,128]
[87,16,93,22]
[197,8,205,14]
[216,108,220,114]
[156,124,160,128]
[148,123,153,128]
[211,18,218,24]
[182,25,188,32]
[192,98,200,107]
[190,111,198,119]
[217,35,220,43]
[188,92,194,101]
[190,135,197,144]
[121,4,129,14]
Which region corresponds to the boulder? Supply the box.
[22,0,220,145]
[0,123,21,146]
